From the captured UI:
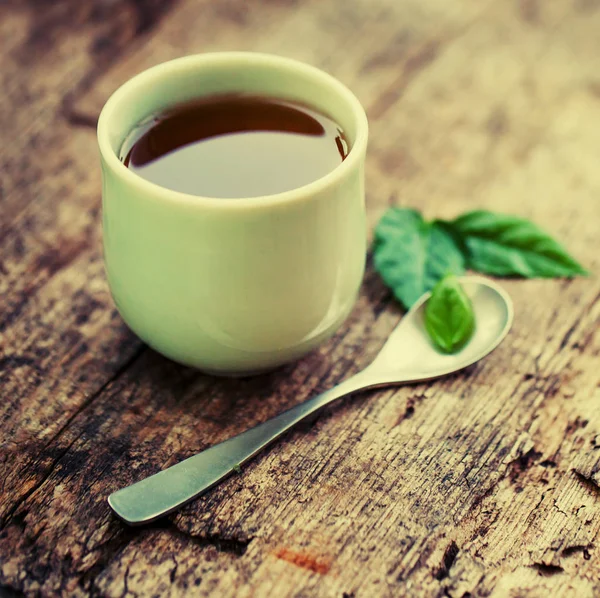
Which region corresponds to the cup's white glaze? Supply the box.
[97,52,368,375]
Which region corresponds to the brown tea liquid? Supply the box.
[120,95,349,198]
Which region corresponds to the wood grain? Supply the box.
[1,0,599,596]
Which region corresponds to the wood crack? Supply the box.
[561,544,593,560]
[529,562,564,576]
[572,470,600,495]
[163,521,253,557]
[434,541,459,581]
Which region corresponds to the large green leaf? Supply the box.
[451,210,587,277]
[424,274,475,353]
[373,208,465,309]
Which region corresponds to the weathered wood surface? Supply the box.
[1,0,599,596]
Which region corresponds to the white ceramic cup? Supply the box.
[98,52,368,375]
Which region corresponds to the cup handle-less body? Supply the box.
[98,53,369,375]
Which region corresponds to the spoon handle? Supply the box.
[108,374,368,525]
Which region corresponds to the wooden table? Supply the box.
[1,1,599,596]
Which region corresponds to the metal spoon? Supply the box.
[108,276,513,525]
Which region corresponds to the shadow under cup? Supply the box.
[97,52,369,375]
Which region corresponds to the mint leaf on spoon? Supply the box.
[424,274,475,354]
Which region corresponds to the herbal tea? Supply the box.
[120,95,350,198]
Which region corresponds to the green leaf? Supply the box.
[424,275,475,353]
[373,208,465,309]
[451,210,587,278]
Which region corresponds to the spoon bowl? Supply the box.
[109,276,513,525]
[366,276,513,384]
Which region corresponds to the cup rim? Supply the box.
[97,52,368,210]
